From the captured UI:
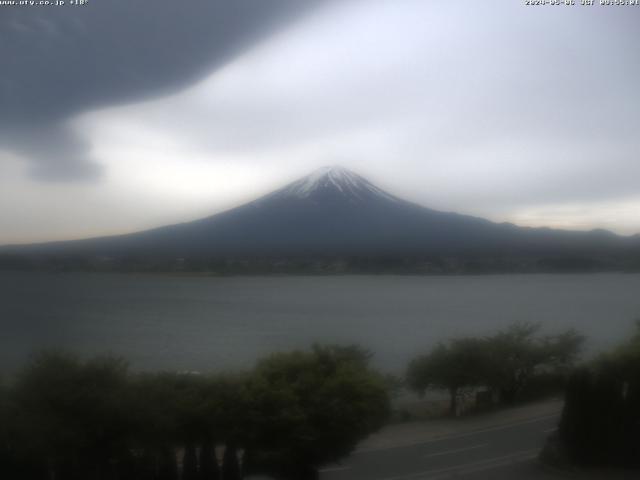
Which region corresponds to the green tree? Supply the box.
[244,345,390,480]
[0,378,16,474]
[12,351,132,480]
[407,323,585,413]
[406,337,489,416]
[612,319,640,372]
[485,323,584,403]
[129,371,217,480]
[558,323,640,467]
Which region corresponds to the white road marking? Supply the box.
[319,465,351,473]
[356,413,559,454]
[423,443,488,458]
[376,449,539,480]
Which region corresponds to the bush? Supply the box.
[1,345,390,480]
[557,322,640,467]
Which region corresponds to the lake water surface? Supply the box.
[1,272,639,375]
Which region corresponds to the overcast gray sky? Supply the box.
[1,0,639,245]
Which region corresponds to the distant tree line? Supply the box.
[406,323,585,415]
[2,252,639,274]
[0,345,390,480]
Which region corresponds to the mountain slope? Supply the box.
[2,166,639,267]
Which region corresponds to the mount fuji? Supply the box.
[2,166,639,272]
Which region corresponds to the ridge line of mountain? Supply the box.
[1,166,639,273]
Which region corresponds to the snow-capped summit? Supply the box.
[274,165,400,203]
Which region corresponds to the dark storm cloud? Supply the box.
[6,123,101,181]
[0,0,330,181]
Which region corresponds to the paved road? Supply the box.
[320,412,561,480]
